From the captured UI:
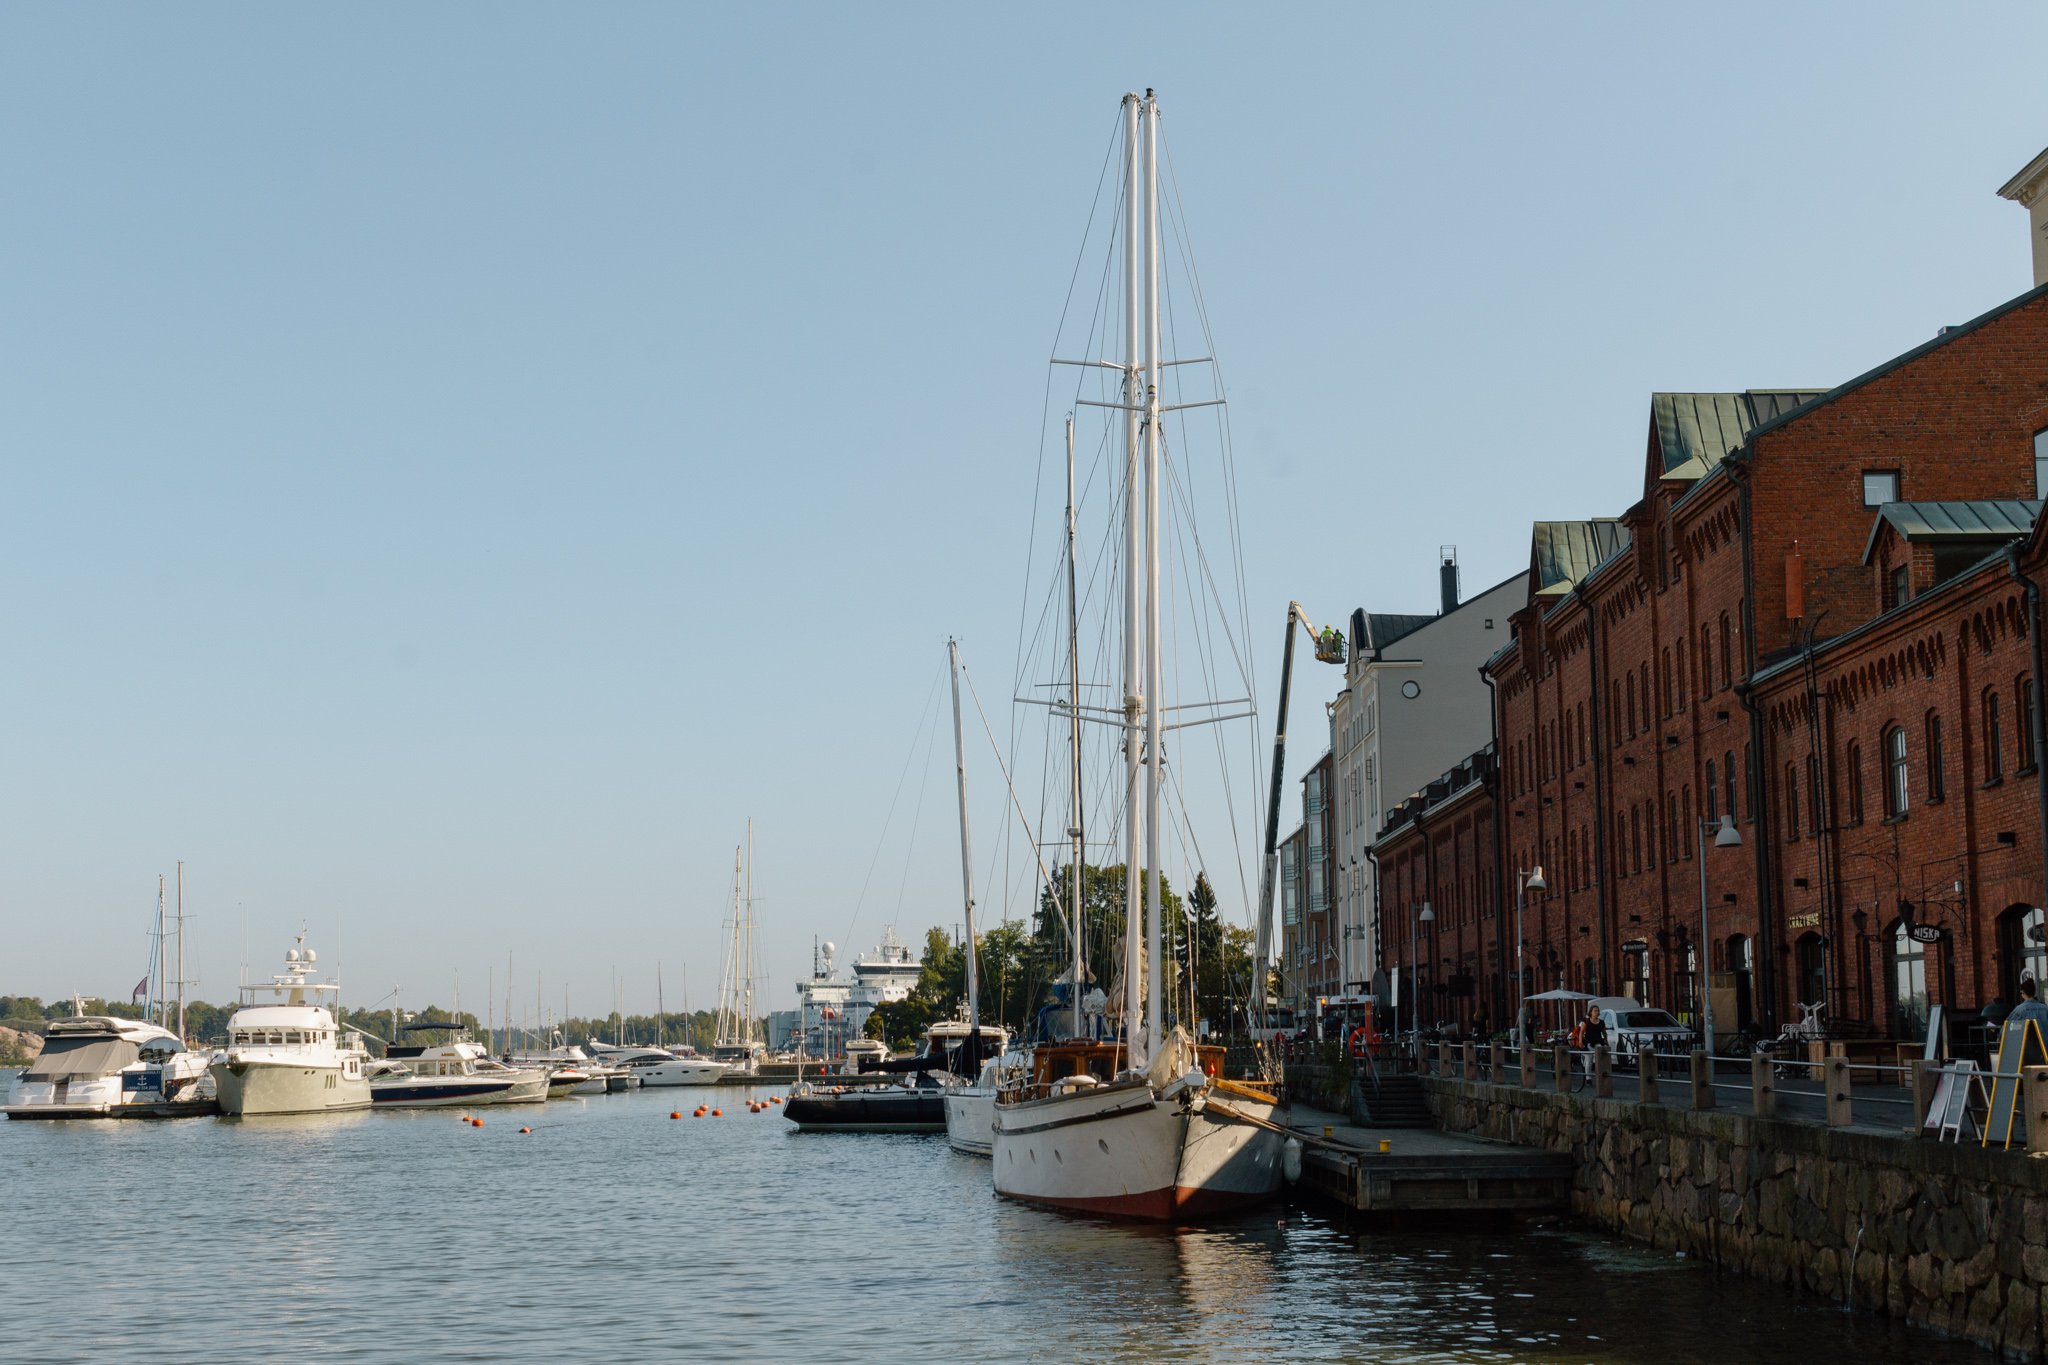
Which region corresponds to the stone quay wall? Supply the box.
[1425,1074,2048,1359]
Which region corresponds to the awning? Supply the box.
[22,1036,141,1081]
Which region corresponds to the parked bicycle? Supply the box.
[1727,1001,1827,1078]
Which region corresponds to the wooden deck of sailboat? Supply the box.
[1287,1104,1573,1215]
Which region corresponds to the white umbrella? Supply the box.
[1526,989,1595,1002]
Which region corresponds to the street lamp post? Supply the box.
[1698,813,1744,1053]
[1514,867,1547,1025]
[1409,901,1434,1067]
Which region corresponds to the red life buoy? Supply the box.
[1349,1026,1371,1059]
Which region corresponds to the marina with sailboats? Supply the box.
[13,15,2047,1354]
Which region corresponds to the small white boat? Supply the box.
[371,1024,548,1107]
[4,1011,217,1120]
[586,1041,728,1087]
[210,936,371,1117]
[505,1039,619,1095]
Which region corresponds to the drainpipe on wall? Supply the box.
[1585,598,1613,993]
[1482,666,1510,1028]
[1730,456,1781,1035]
[2005,546,2048,907]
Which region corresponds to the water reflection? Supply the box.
[0,1075,1996,1364]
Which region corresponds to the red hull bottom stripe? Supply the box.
[998,1183,1269,1222]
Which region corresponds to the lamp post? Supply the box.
[1514,867,1547,1023]
[1698,813,1743,1052]
[1409,901,1434,1066]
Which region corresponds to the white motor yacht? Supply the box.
[209,936,370,1116]
[371,1023,548,1107]
[4,1010,217,1120]
[504,1038,614,1095]
[586,1040,728,1087]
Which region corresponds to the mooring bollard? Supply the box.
[1520,1041,1537,1089]
[1438,1039,1451,1077]
[2026,1067,2048,1156]
[1826,1056,1852,1128]
[1910,1058,1934,1133]
[1691,1049,1715,1110]
[1462,1040,1478,1080]
[1594,1045,1612,1098]
[1638,1043,1659,1105]
[1552,1041,1570,1094]
[1750,1053,1775,1120]
[1490,1039,1506,1084]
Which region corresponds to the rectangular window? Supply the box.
[2036,430,2048,500]
[1987,691,2005,782]
[1862,470,1900,506]
[1927,712,1946,802]
[1887,563,1909,611]
[2024,678,2039,773]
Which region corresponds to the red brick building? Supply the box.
[1479,281,2048,1041]
[1374,745,1499,1033]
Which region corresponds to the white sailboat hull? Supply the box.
[991,1079,1286,1220]
[943,1086,995,1156]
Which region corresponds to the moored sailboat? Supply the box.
[988,89,1287,1219]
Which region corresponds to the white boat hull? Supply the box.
[632,1060,729,1087]
[943,1086,995,1156]
[211,1058,370,1116]
[991,1079,1286,1220]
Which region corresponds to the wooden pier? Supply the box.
[1288,1104,1573,1216]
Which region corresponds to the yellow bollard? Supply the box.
[1378,1138,1392,1153]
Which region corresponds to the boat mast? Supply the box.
[948,638,980,1054]
[1142,88,1166,1055]
[1120,89,1146,1071]
[175,861,187,1042]
[155,875,167,1029]
[1065,417,1086,1039]
[744,819,756,1050]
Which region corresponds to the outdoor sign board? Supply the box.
[1983,1016,2048,1149]
[1924,1060,1978,1142]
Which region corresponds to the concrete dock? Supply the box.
[1288,1103,1573,1215]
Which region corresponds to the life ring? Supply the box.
[1348,1026,1371,1059]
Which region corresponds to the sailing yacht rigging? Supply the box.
[988,90,1287,1219]
[712,825,765,1072]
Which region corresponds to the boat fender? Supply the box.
[1282,1136,1303,1184]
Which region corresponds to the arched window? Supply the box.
[1986,689,2005,781]
[1883,725,1908,818]
[1784,762,1800,839]
[1724,749,1738,825]
[1926,711,1945,801]
[1999,906,2048,1002]
[1887,922,1929,1043]
[1845,742,1864,825]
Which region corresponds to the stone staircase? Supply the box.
[1352,1071,1433,1128]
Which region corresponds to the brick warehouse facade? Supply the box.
[1469,281,2048,1043]
[1375,746,1499,1034]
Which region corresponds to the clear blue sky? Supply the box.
[3,5,2042,1019]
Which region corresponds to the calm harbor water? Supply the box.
[0,1072,1993,1364]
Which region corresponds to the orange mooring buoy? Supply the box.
[711,1108,723,1117]
[770,1096,781,1104]
[670,1111,682,1120]
[472,1117,483,1127]
[519,1127,532,1134]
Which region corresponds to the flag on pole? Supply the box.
[132,977,149,1003]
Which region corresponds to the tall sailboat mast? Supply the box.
[154,875,167,1029]
[175,861,187,1042]
[744,819,756,1047]
[948,639,979,1047]
[1065,417,1086,1039]
[1141,89,1165,1053]
[1120,89,1146,1070]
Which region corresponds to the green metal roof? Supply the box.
[1532,519,1629,596]
[1652,391,1828,478]
[1861,499,2041,563]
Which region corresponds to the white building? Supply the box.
[1999,144,2048,288]
[1328,551,1529,992]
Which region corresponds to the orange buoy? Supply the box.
[471,1117,483,1127]
[670,1111,682,1120]
[519,1127,532,1134]
[770,1096,781,1104]
[711,1108,723,1117]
